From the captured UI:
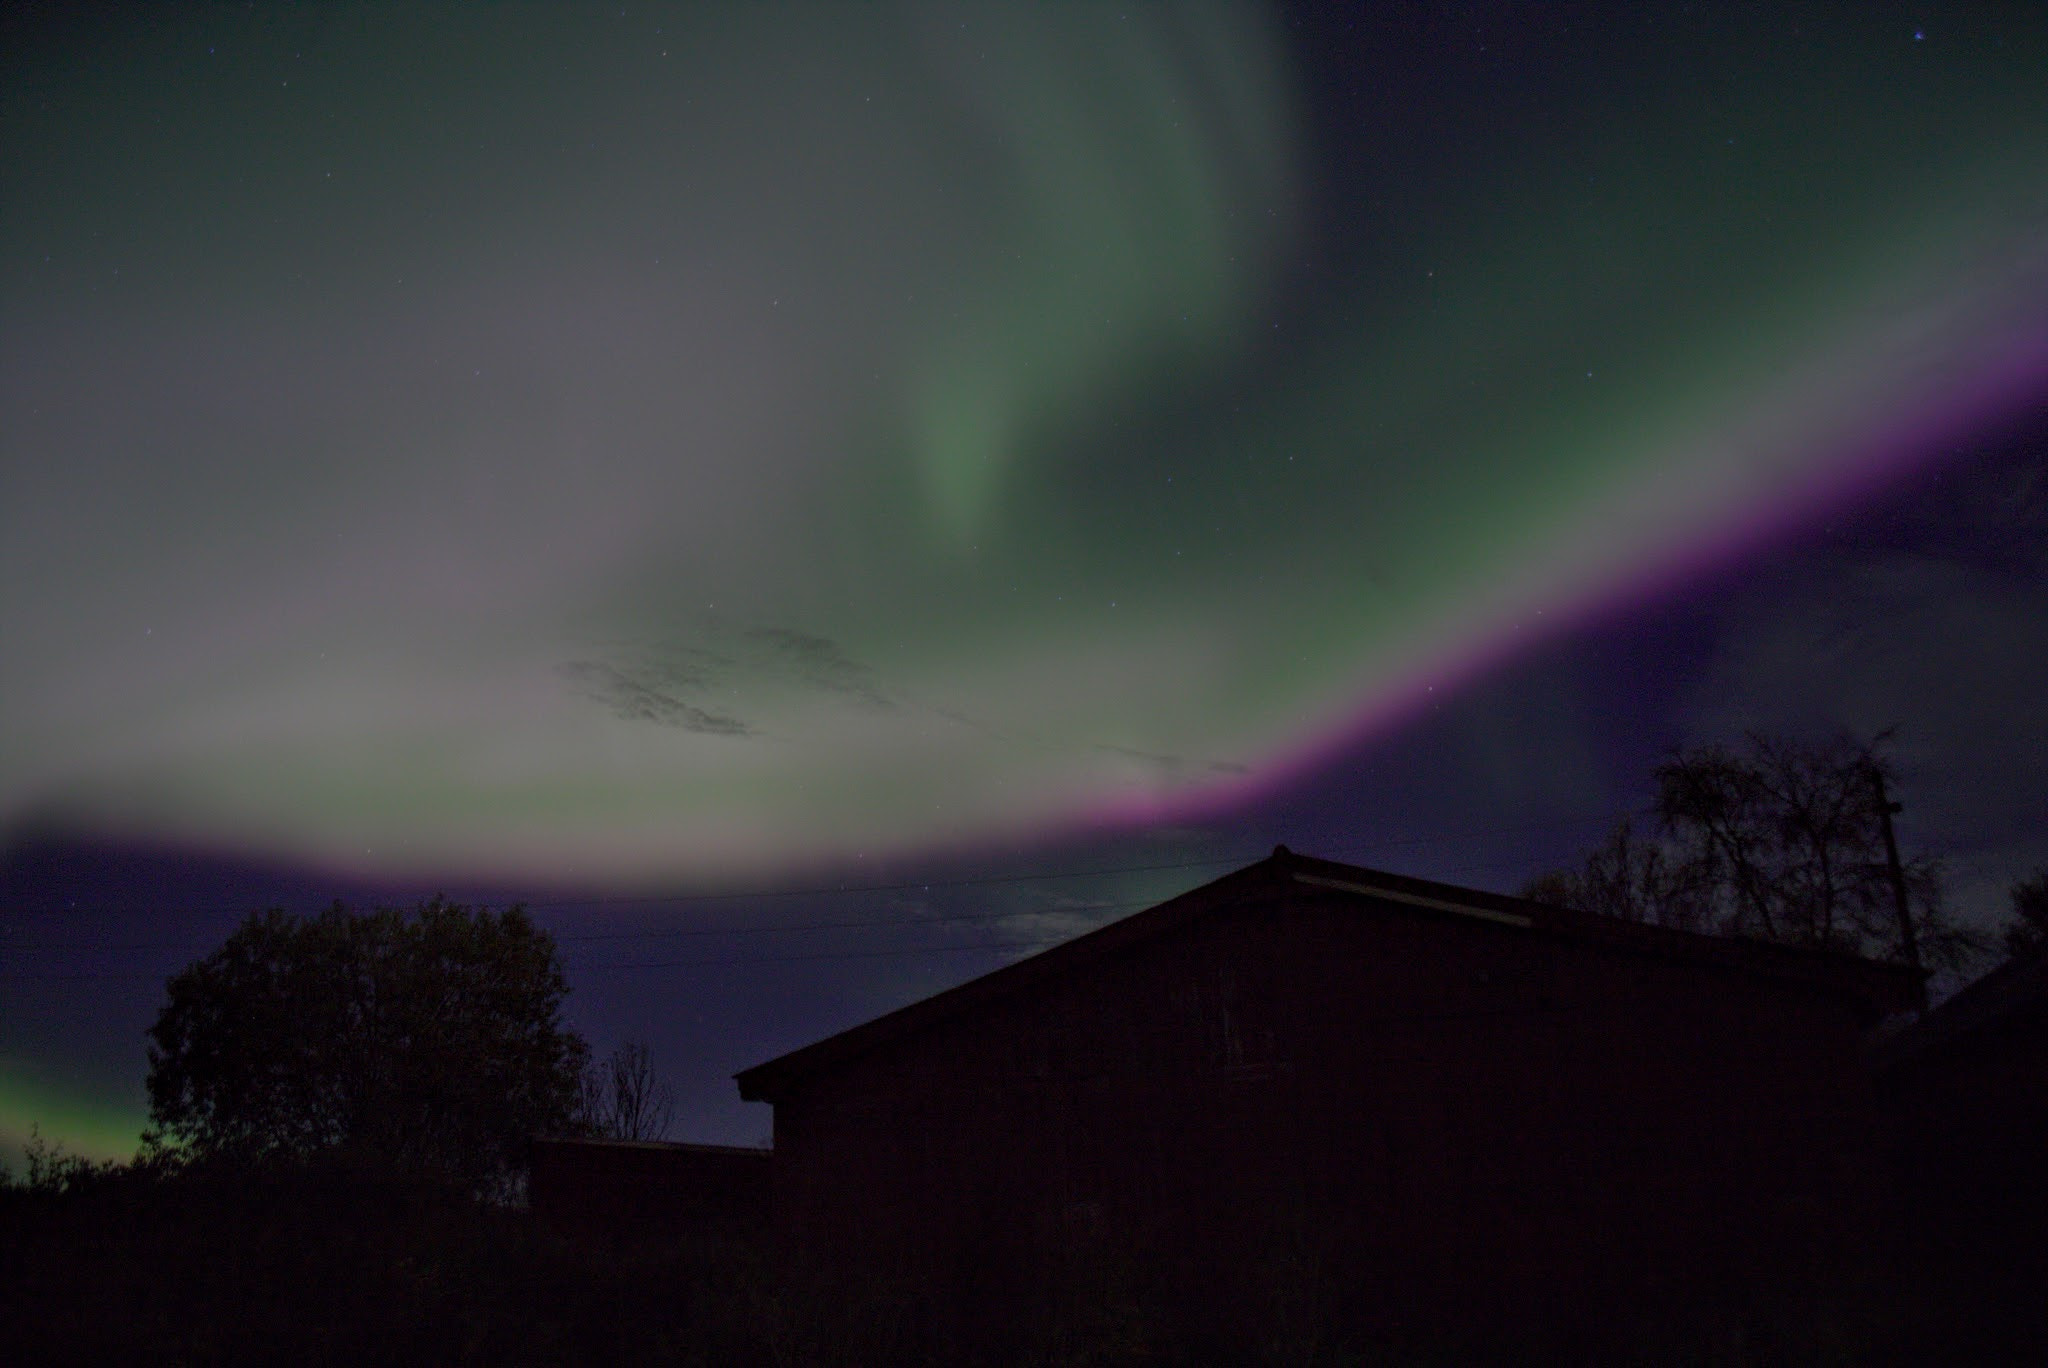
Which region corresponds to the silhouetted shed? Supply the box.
[529,1137,768,1239]
[1873,947,2048,1356]
[736,848,1919,1341]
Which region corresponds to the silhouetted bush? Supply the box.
[4,1150,2029,1365]
[0,1152,942,1366]
[145,899,587,1199]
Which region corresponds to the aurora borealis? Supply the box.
[6,2,2047,1159]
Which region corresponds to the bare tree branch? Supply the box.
[577,1042,676,1142]
[1527,732,1990,974]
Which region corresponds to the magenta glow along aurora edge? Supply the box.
[1076,288,2048,838]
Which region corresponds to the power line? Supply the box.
[0,808,1639,971]
[2,854,1249,925]
[0,934,1079,982]
[1,896,1164,956]
[581,935,1074,973]
[2,808,1633,927]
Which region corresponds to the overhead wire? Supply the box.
[0,807,1643,975]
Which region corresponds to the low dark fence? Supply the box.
[529,1138,770,1240]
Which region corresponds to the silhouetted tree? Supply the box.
[1526,732,1983,970]
[577,1042,677,1142]
[144,898,587,1195]
[0,1127,122,1196]
[2004,868,2048,959]
[1522,817,1714,932]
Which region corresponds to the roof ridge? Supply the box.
[734,848,1920,1104]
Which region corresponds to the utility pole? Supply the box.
[1871,766,1926,1010]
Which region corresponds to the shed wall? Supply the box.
[771,886,1897,1336]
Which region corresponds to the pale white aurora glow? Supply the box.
[3,3,2045,879]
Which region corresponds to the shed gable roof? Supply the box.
[735,847,1921,1103]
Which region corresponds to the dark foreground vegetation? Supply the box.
[2,1146,2040,1367]
[0,1151,859,1367]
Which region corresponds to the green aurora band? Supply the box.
[1,1075,147,1169]
[3,3,2046,884]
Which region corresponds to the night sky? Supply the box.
[5,1,2045,1163]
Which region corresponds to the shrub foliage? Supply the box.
[145,898,587,1194]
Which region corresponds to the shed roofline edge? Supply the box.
[733,848,1922,1103]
